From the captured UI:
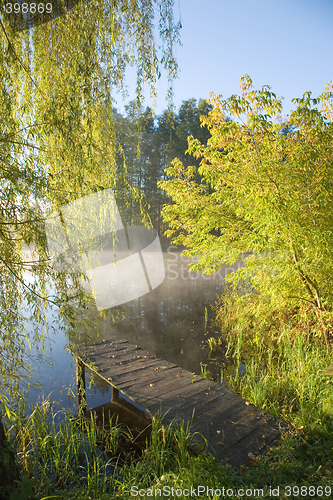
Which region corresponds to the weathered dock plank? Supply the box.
[71,339,286,468]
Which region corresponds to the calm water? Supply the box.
[24,245,245,412]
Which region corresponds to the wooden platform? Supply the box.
[71,339,287,468]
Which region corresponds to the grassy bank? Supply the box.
[1,396,238,499]
[205,321,333,498]
[2,324,333,499]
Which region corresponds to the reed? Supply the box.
[4,322,333,498]
[206,325,333,491]
[1,395,121,497]
[1,397,236,499]
[117,413,236,498]
[217,328,333,426]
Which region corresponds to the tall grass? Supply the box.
[4,316,333,499]
[1,396,122,497]
[1,397,237,499]
[205,323,333,493]
[117,414,237,499]
[216,329,333,427]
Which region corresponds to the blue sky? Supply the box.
[115,0,333,117]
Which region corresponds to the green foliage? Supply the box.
[159,75,333,344]
[0,0,181,394]
[206,326,333,494]
[114,414,237,499]
[4,362,333,499]
[218,329,332,424]
[1,396,237,499]
[157,98,213,170]
[113,103,164,229]
[1,397,122,497]
[113,98,213,233]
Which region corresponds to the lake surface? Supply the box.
[24,244,245,413]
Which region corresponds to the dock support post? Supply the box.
[112,387,119,402]
[76,358,86,416]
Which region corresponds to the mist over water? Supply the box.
[24,246,245,412]
[100,246,244,371]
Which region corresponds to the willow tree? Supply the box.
[159,76,333,345]
[0,0,180,393]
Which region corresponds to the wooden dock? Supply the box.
[71,339,287,468]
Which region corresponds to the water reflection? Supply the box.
[73,244,245,383]
[25,244,245,410]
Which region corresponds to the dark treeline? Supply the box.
[113,98,212,233]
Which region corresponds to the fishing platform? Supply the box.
[71,339,287,468]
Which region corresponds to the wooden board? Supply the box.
[71,339,287,468]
